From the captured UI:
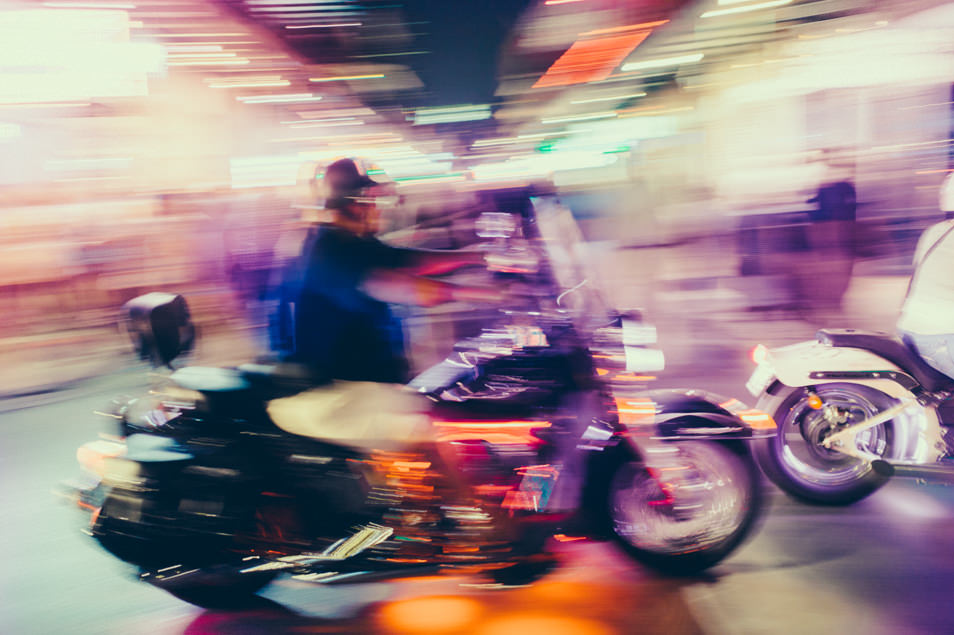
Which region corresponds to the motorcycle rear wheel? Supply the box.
[754,384,894,505]
[607,441,762,575]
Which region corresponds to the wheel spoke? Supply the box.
[610,443,751,556]
[776,387,891,487]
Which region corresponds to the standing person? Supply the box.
[897,173,954,380]
[803,151,858,315]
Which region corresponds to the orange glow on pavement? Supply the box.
[378,596,483,633]
[476,613,613,635]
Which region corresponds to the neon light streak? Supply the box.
[286,22,361,29]
[621,53,703,72]
[701,0,792,18]
[167,59,251,66]
[580,20,668,36]
[43,2,135,7]
[571,91,645,104]
[238,93,323,104]
[208,79,290,88]
[155,33,246,37]
[541,112,616,124]
[309,74,385,82]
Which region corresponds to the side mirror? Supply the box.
[122,293,195,368]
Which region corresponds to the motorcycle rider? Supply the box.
[263,160,530,551]
[897,172,954,380]
[266,158,501,447]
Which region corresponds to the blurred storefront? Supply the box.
[0,0,422,338]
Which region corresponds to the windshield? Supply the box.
[530,195,611,331]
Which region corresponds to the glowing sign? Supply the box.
[0,9,164,104]
[413,104,491,125]
[533,31,652,89]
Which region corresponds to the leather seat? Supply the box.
[171,365,314,401]
[816,329,952,393]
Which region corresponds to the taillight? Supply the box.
[750,344,769,365]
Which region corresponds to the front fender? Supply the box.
[623,389,776,440]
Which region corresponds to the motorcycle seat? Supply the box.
[171,365,315,400]
[816,329,952,393]
[171,366,250,393]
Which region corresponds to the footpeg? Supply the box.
[872,460,954,484]
[242,523,394,573]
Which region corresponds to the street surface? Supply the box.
[4,351,954,634]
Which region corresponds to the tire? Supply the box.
[606,441,763,576]
[488,556,558,587]
[95,488,278,610]
[754,383,894,505]
[159,572,277,610]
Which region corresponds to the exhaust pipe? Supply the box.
[872,460,954,484]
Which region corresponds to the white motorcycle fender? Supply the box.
[756,340,944,463]
[764,340,916,402]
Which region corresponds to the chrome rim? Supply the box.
[610,443,751,555]
[776,387,889,488]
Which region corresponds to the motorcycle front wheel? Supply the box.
[153,571,277,610]
[754,384,894,505]
[607,441,762,575]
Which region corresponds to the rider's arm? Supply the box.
[379,245,484,276]
[362,269,502,307]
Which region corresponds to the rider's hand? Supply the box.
[484,250,539,274]
[450,285,507,304]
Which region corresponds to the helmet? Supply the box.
[295,157,391,222]
[322,157,380,211]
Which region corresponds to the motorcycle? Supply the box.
[747,329,954,505]
[69,190,773,609]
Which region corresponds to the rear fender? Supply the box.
[759,341,944,463]
[764,340,920,402]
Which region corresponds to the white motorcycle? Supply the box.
[747,328,954,505]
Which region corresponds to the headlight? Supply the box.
[102,457,144,488]
[124,395,179,431]
[123,387,202,433]
[624,346,665,372]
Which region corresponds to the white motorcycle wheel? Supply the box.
[607,441,762,575]
[754,384,894,505]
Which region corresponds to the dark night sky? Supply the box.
[400,0,533,106]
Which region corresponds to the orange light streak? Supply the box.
[615,397,655,425]
[432,420,551,429]
[739,409,777,430]
[580,19,669,36]
[533,31,651,89]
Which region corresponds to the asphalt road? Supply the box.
[4,358,954,635]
